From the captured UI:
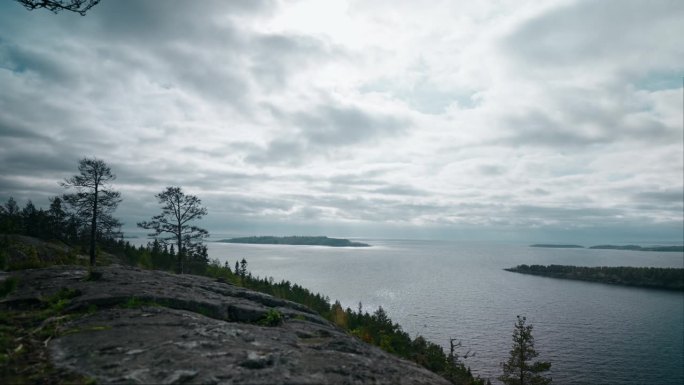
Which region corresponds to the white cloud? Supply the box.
[0,0,681,242]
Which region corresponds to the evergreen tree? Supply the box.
[62,158,122,267]
[21,200,38,236]
[47,196,68,239]
[0,197,22,233]
[499,316,551,385]
[239,258,248,277]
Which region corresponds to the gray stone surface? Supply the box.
[2,266,450,384]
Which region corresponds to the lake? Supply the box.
[206,239,684,384]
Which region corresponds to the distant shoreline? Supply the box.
[530,244,583,248]
[218,236,371,247]
[505,264,684,291]
[530,244,683,252]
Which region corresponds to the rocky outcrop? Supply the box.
[2,265,450,384]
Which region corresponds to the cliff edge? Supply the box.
[1,265,450,384]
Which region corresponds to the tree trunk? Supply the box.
[519,342,524,385]
[90,185,98,267]
[176,228,183,274]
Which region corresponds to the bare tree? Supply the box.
[62,158,122,267]
[138,187,209,274]
[16,0,100,15]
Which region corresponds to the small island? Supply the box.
[588,245,683,252]
[219,236,370,247]
[529,244,684,252]
[505,264,684,291]
[530,244,584,248]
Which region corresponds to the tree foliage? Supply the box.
[61,158,122,267]
[16,0,100,15]
[499,316,551,385]
[137,186,208,274]
[506,264,684,291]
[0,197,22,234]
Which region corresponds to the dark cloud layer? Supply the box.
[246,104,410,165]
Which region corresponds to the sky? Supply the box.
[0,0,682,243]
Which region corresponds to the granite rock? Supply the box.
[2,266,450,385]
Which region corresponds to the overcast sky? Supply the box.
[0,0,682,243]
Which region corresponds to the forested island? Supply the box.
[530,244,683,252]
[588,245,683,252]
[505,264,684,291]
[220,236,371,247]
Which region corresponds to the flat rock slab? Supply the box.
[3,265,322,324]
[2,266,450,385]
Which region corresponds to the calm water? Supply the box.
[206,239,684,384]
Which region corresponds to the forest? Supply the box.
[506,264,684,291]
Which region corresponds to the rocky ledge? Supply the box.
[1,265,449,384]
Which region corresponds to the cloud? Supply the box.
[249,32,342,90]
[245,139,307,166]
[295,105,409,145]
[633,190,684,205]
[502,0,684,79]
[0,0,681,242]
[245,104,410,165]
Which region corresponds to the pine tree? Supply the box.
[21,200,37,235]
[137,186,208,274]
[47,196,67,239]
[499,315,551,385]
[62,158,122,267]
[239,258,248,277]
[0,197,22,233]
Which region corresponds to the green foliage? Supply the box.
[6,244,42,270]
[62,158,122,268]
[0,276,18,298]
[137,186,208,274]
[260,309,284,326]
[0,297,98,384]
[189,256,485,383]
[499,316,551,385]
[44,287,82,312]
[589,244,683,252]
[0,248,8,270]
[49,287,82,302]
[121,296,151,309]
[507,264,684,290]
